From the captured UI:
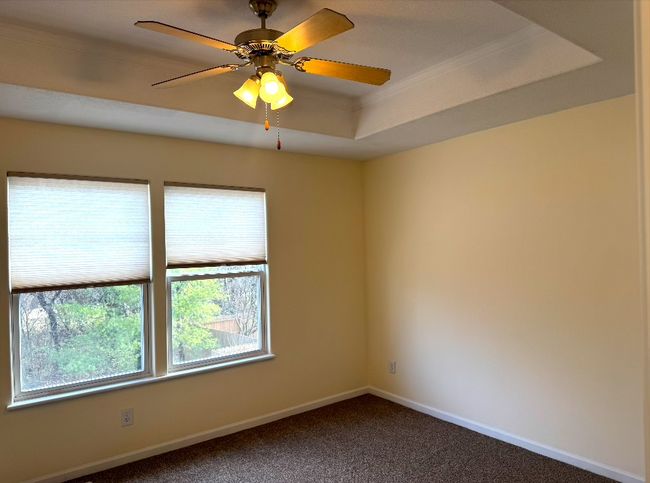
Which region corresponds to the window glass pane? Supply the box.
[171,273,261,365]
[18,285,145,392]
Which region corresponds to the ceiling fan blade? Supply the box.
[276,9,354,54]
[135,21,239,53]
[153,64,240,89]
[294,58,391,86]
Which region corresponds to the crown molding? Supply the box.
[355,24,549,111]
[354,23,602,139]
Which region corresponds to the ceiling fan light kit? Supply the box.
[233,76,261,108]
[135,0,391,149]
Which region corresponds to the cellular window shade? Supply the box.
[8,176,151,291]
[165,185,267,267]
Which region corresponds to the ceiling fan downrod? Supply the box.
[249,0,277,29]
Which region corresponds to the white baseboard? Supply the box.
[22,385,645,483]
[368,386,645,483]
[22,386,369,483]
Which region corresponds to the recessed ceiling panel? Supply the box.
[0,0,634,160]
[0,0,532,97]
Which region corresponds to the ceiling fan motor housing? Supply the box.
[235,28,283,47]
[234,28,292,66]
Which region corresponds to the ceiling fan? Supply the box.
[135,0,391,148]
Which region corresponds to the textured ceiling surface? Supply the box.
[0,0,635,160]
[0,0,532,98]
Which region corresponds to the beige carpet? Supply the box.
[70,394,615,483]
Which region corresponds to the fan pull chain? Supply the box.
[264,103,270,131]
[276,110,281,150]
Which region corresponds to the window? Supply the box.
[6,175,272,405]
[8,174,151,401]
[164,183,268,371]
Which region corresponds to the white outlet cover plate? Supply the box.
[121,408,134,427]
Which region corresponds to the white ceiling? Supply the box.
[0,0,533,98]
[0,0,635,160]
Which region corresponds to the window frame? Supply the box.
[165,268,269,373]
[6,175,274,409]
[10,283,153,403]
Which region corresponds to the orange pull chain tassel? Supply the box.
[264,103,270,131]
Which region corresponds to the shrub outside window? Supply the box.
[13,284,150,398]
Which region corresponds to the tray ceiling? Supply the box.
[0,0,532,98]
[0,0,635,160]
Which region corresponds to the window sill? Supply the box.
[7,353,276,411]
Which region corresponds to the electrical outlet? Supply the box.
[121,408,134,427]
[389,360,397,375]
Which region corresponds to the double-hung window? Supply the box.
[8,173,152,401]
[164,182,269,372]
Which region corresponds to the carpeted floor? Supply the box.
[71,395,616,483]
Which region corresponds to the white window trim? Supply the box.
[166,268,269,373]
[7,354,276,410]
[10,283,153,403]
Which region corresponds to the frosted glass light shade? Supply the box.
[277,73,289,93]
[234,77,260,109]
[271,93,294,110]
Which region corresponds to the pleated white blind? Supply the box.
[164,184,267,267]
[8,175,151,292]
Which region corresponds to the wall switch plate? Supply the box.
[389,360,397,374]
[121,408,134,427]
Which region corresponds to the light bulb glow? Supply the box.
[233,77,260,109]
[264,81,279,95]
[259,72,286,104]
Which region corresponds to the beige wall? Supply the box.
[0,94,644,482]
[363,95,645,477]
[0,119,367,483]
